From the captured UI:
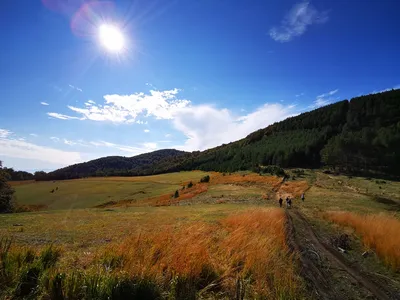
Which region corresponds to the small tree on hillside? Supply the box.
[174,190,179,198]
[200,175,210,183]
[187,181,193,188]
[0,161,15,213]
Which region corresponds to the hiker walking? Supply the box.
[286,197,290,208]
[279,197,283,207]
[301,193,305,202]
[288,198,292,208]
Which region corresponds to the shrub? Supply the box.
[200,175,210,183]
[261,165,286,177]
[174,190,179,198]
[0,169,14,213]
[187,181,193,188]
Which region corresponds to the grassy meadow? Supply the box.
[2,170,400,299]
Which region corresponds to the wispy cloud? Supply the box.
[142,142,157,150]
[269,1,329,42]
[51,89,190,123]
[310,89,339,108]
[63,139,77,146]
[296,93,305,97]
[29,133,38,137]
[69,84,83,92]
[40,102,50,106]
[165,134,172,138]
[144,129,150,133]
[50,137,60,142]
[371,84,400,94]
[47,112,81,120]
[89,140,158,155]
[317,89,338,98]
[0,129,12,138]
[0,132,81,166]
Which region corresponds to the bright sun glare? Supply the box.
[98,24,125,53]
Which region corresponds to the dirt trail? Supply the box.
[286,209,399,300]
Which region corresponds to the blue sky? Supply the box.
[1,0,399,172]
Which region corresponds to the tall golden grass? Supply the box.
[325,211,400,270]
[104,209,301,298]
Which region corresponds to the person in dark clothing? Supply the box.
[288,198,292,208]
[301,193,305,202]
[286,197,290,208]
[279,198,283,207]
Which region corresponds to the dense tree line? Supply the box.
[1,168,34,181]
[27,89,400,180]
[0,161,15,213]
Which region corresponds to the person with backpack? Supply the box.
[288,198,292,208]
[301,193,305,202]
[279,197,283,207]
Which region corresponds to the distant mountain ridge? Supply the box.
[36,89,400,180]
[42,149,188,180]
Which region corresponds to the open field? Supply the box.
[2,170,400,299]
[12,171,210,210]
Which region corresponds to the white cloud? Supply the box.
[144,129,150,133]
[50,137,60,142]
[0,135,81,166]
[88,100,96,104]
[52,89,190,123]
[269,1,329,42]
[295,93,305,97]
[142,142,157,150]
[0,129,12,138]
[317,89,338,98]
[69,84,83,92]
[29,133,38,137]
[47,112,82,120]
[63,139,77,146]
[310,89,339,108]
[40,102,49,106]
[312,98,331,108]
[172,103,297,151]
[372,84,400,94]
[90,140,158,155]
[165,134,172,138]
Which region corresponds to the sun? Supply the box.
[98,24,125,53]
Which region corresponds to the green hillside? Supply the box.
[38,89,400,180]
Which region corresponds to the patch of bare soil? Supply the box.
[286,209,399,300]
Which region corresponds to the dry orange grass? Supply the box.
[152,183,209,206]
[213,173,282,187]
[104,209,300,298]
[325,211,400,270]
[278,181,309,198]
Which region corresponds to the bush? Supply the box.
[200,175,210,183]
[261,166,286,177]
[0,169,14,213]
[174,190,179,198]
[187,181,193,188]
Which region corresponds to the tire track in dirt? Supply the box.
[286,209,398,300]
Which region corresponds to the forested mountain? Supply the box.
[41,149,188,180]
[37,89,400,180]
